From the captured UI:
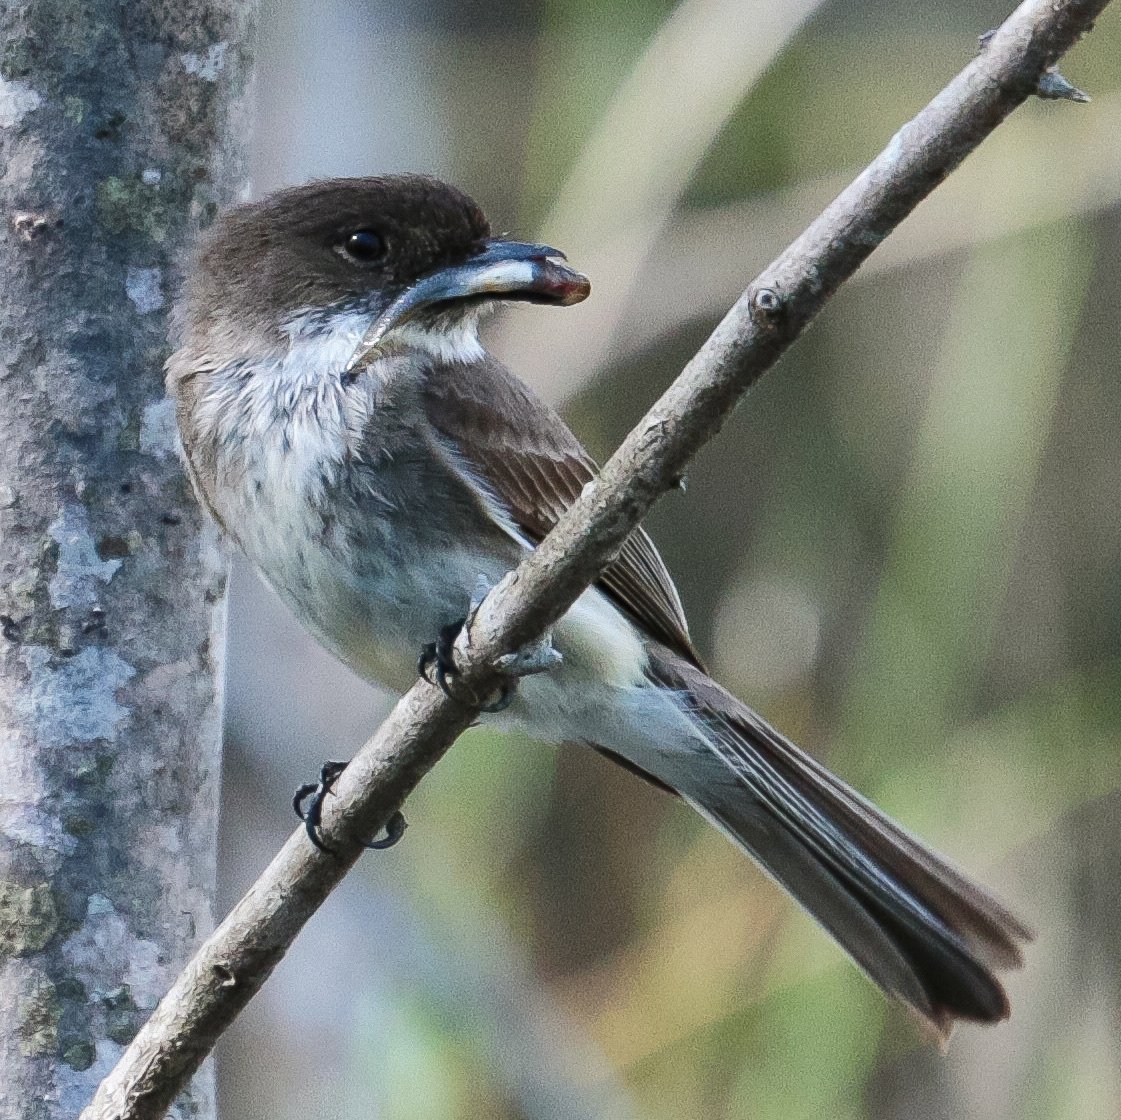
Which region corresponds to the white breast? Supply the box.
[198,311,364,559]
[186,307,650,700]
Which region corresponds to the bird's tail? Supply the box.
[645,649,1032,1038]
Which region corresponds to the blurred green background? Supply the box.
[216,1,1121,1116]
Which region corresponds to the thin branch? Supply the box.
[495,0,827,399]
[610,88,1121,372]
[80,2,1109,1117]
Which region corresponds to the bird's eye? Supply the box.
[339,229,386,264]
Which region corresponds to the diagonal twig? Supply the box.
[495,0,827,400]
[607,88,1121,369]
[80,2,1110,1116]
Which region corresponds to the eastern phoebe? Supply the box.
[168,174,1029,1037]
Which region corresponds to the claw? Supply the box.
[417,616,470,701]
[418,612,564,711]
[368,810,408,849]
[294,760,347,854]
[478,682,513,713]
[294,760,408,853]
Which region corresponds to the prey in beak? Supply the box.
[345,239,590,372]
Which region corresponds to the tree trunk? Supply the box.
[0,3,256,1118]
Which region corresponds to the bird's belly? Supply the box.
[249,516,518,694]
[261,537,649,699]
[219,450,649,699]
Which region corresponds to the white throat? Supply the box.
[283,302,486,373]
[281,305,376,377]
[391,318,485,365]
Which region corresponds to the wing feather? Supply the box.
[422,356,701,665]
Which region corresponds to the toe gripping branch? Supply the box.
[417,616,513,712]
[417,606,563,713]
[296,597,563,853]
[294,761,408,855]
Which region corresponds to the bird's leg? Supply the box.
[293,760,408,854]
[418,615,515,711]
[417,576,563,712]
[417,617,471,700]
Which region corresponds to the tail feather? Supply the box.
[646,648,1031,1037]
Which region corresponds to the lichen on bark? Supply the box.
[0,2,257,1117]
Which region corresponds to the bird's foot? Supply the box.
[294,760,408,854]
[418,616,513,711]
[417,618,467,699]
[417,581,563,712]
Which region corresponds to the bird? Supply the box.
[167,173,1031,1039]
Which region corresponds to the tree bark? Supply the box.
[0,3,256,1118]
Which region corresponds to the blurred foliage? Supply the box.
[220,1,1121,1118]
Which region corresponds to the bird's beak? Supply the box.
[347,239,590,369]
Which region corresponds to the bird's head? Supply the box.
[178,175,589,366]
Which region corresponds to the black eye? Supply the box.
[339,228,386,264]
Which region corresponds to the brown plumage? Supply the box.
[423,354,701,663]
[170,174,1033,1039]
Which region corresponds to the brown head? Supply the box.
[174,174,589,359]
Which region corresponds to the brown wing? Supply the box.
[422,356,702,667]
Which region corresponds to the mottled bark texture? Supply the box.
[79,2,1109,1118]
[0,3,256,1119]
